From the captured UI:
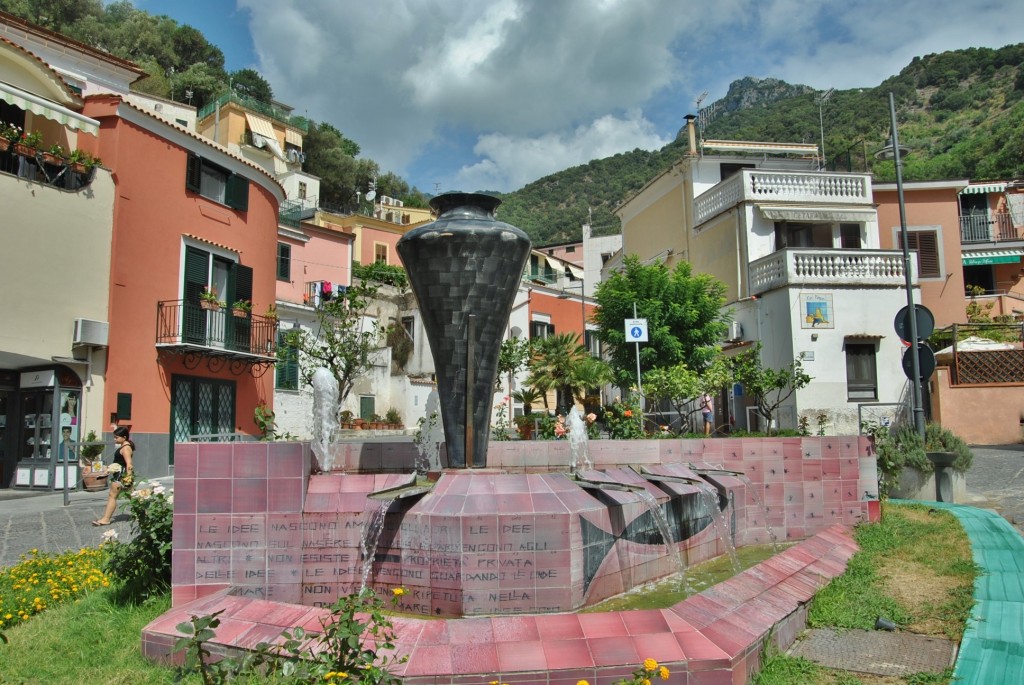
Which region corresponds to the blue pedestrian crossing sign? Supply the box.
[625,318,648,343]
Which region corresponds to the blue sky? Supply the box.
[135,0,1024,194]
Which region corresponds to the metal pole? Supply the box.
[633,302,643,405]
[466,314,476,468]
[889,92,926,439]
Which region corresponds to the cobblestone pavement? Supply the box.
[0,477,172,567]
[960,444,1024,532]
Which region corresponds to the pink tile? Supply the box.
[450,642,499,675]
[578,612,628,639]
[197,478,233,513]
[404,644,454,677]
[541,637,594,669]
[496,640,549,671]
[197,443,233,478]
[536,613,585,641]
[587,635,640,667]
[268,478,304,513]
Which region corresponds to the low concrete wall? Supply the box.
[889,465,967,503]
[931,366,1024,445]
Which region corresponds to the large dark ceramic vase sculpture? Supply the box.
[397,192,532,468]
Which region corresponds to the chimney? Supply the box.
[684,114,698,156]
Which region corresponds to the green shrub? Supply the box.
[603,399,644,439]
[103,481,173,602]
[925,423,974,473]
[0,548,109,631]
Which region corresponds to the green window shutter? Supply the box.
[185,153,202,193]
[225,174,249,211]
[233,263,253,304]
[276,330,299,390]
[184,246,209,301]
[277,243,291,280]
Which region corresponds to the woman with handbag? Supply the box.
[92,426,134,526]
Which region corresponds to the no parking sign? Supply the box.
[624,318,648,343]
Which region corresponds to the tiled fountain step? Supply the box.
[143,524,858,684]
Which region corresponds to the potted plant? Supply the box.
[14,129,41,156]
[385,407,402,429]
[42,143,66,166]
[231,299,252,318]
[79,430,108,492]
[514,413,537,440]
[264,303,279,321]
[0,123,20,152]
[199,286,224,311]
[67,148,92,173]
[870,422,973,502]
[339,410,354,429]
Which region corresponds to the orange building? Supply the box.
[83,95,285,475]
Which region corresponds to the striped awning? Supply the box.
[960,183,1007,195]
[244,112,277,140]
[285,128,303,147]
[962,248,1024,266]
[757,204,877,223]
[0,81,99,134]
[566,263,584,279]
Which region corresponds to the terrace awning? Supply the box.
[757,204,877,223]
[962,248,1024,266]
[960,183,1006,195]
[0,81,99,135]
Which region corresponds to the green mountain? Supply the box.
[501,44,1024,246]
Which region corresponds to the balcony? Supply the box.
[197,92,308,132]
[960,212,1022,244]
[749,248,909,296]
[155,300,278,371]
[694,169,873,227]
[0,144,97,190]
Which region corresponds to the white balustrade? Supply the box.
[694,170,872,227]
[749,249,908,295]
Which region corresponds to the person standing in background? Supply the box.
[701,393,714,436]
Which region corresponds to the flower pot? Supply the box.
[0,138,10,153]
[41,152,63,166]
[200,300,220,311]
[232,308,249,318]
[13,143,35,157]
[83,472,108,492]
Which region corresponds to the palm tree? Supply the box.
[528,333,611,413]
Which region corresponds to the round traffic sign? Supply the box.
[894,304,935,342]
[902,343,936,382]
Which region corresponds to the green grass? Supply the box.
[755,503,978,685]
[0,588,194,685]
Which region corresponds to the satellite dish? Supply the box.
[365,190,377,202]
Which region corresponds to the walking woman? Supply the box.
[92,426,134,526]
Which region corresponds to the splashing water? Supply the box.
[359,498,394,593]
[311,368,339,471]
[413,390,444,475]
[567,406,592,472]
[695,482,741,573]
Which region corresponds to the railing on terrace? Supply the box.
[280,197,318,227]
[0,145,97,190]
[694,169,873,227]
[960,212,1021,243]
[749,248,908,295]
[155,300,277,358]
[525,269,557,284]
[197,92,308,133]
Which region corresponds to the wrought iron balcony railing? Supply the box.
[156,300,278,360]
[960,212,1021,243]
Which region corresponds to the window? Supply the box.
[774,221,832,250]
[374,243,388,264]
[565,246,575,253]
[277,243,291,281]
[183,245,252,350]
[276,330,299,390]
[298,182,307,199]
[845,343,878,401]
[840,223,862,248]
[897,230,940,278]
[584,330,601,357]
[185,153,249,211]
[530,321,555,339]
[720,162,755,181]
[401,316,415,344]
[170,375,236,459]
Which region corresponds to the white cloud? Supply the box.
[454,110,670,192]
[232,0,1023,192]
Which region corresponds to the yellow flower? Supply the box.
[392,587,406,596]
[577,681,590,685]
[643,658,658,671]
[659,666,670,680]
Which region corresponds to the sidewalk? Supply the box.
[0,476,173,568]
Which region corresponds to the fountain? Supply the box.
[145,193,879,682]
[567,406,592,472]
[310,368,339,471]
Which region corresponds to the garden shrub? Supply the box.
[103,480,174,602]
[0,548,109,631]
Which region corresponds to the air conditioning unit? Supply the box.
[728,321,744,342]
[73,318,109,347]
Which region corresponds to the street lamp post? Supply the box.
[882,92,926,439]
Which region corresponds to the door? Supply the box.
[170,375,236,463]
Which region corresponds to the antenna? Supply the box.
[817,88,836,171]
[365,178,377,202]
[694,89,718,138]
[695,90,708,109]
